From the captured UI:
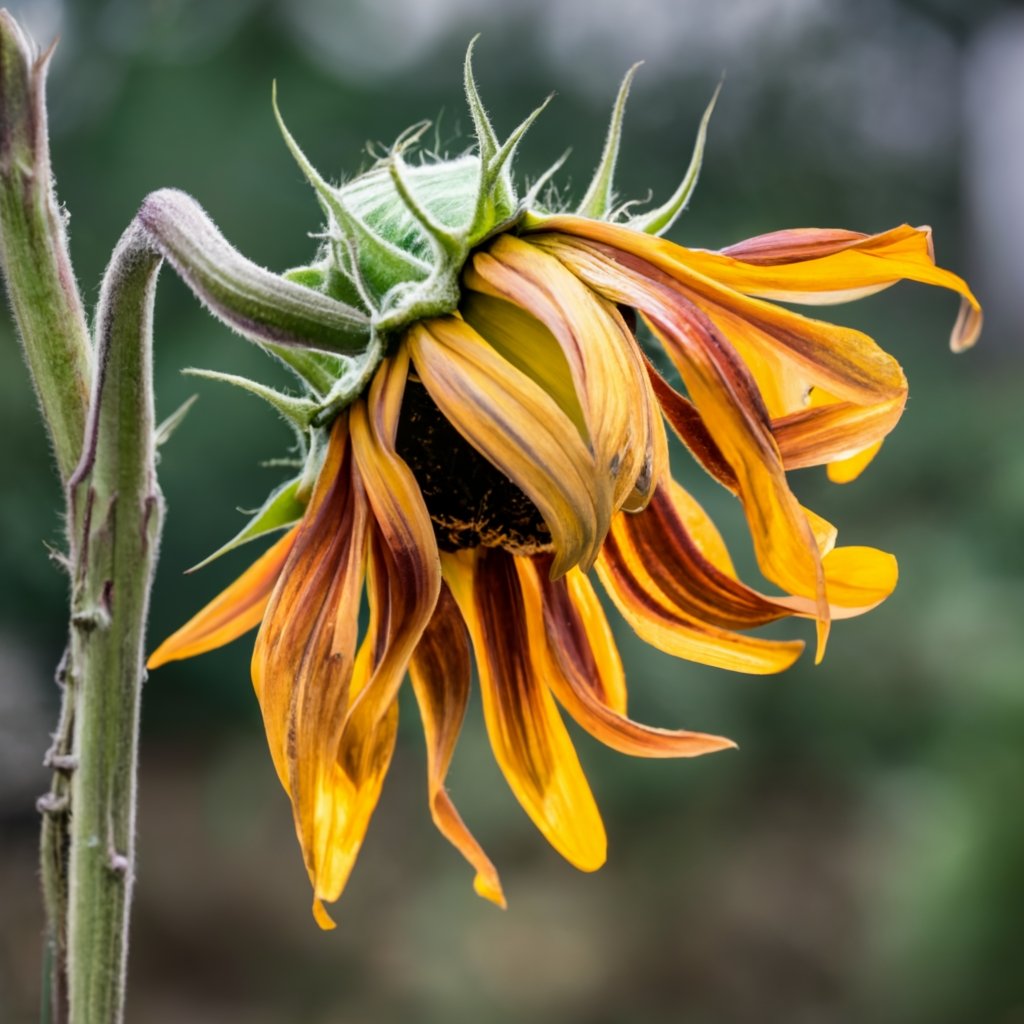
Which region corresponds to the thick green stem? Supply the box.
[0,12,92,482]
[64,223,163,1024]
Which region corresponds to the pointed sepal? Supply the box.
[627,81,721,236]
[155,394,198,449]
[576,62,643,220]
[183,367,319,428]
[187,476,306,573]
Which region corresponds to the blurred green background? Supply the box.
[2,0,1022,1021]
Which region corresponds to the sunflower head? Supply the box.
[152,42,981,928]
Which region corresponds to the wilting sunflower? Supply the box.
[147,51,980,927]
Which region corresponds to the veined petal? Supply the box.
[408,316,600,576]
[147,526,297,668]
[467,234,654,515]
[519,556,736,758]
[409,583,505,908]
[540,236,830,646]
[347,348,441,730]
[250,417,372,920]
[443,548,607,871]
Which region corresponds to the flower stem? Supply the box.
[63,222,164,1023]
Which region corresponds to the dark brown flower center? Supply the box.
[395,378,552,554]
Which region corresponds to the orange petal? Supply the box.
[443,548,607,872]
[773,391,906,476]
[409,583,506,908]
[408,317,600,576]
[597,490,807,675]
[250,417,371,896]
[346,348,441,731]
[147,526,297,669]
[538,216,981,351]
[520,556,737,758]
[542,237,830,648]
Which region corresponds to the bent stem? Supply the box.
[64,224,163,1024]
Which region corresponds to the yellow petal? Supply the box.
[409,583,506,908]
[308,638,399,928]
[251,417,368,839]
[147,526,297,669]
[822,545,898,610]
[408,317,600,576]
[460,290,587,439]
[443,548,607,872]
[519,556,737,758]
[467,235,655,516]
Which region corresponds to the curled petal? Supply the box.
[443,548,607,871]
[467,235,656,515]
[409,583,505,907]
[147,526,297,668]
[408,317,600,576]
[519,556,736,758]
[460,290,587,438]
[541,236,830,647]
[597,489,807,674]
[250,417,371,912]
[773,391,906,478]
[347,348,441,730]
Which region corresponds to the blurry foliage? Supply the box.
[1,1,1022,1022]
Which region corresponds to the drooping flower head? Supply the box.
[148,45,981,927]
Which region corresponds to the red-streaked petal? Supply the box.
[541,237,830,648]
[596,486,807,674]
[720,227,874,265]
[538,216,981,351]
[250,417,372,920]
[443,548,607,872]
[645,355,738,491]
[347,348,441,730]
[467,235,655,516]
[520,556,737,758]
[147,526,297,668]
[772,392,906,475]
[409,583,506,908]
[408,317,600,576]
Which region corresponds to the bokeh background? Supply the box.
[2,0,1022,1021]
